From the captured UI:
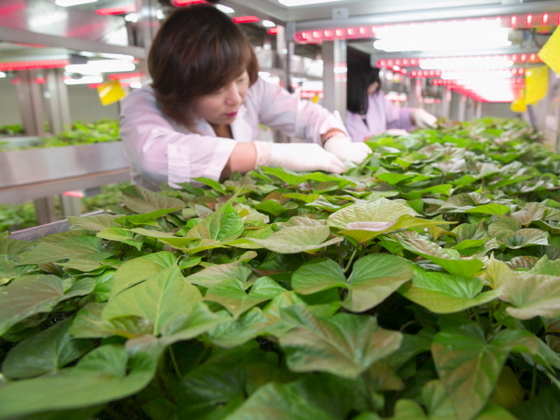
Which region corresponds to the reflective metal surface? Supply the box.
[0,142,128,188]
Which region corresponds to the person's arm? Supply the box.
[120,86,236,187]
[249,79,369,162]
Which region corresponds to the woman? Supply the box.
[119,4,370,191]
[345,52,437,142]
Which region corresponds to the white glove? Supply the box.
[254,141,347,174]
[384,129,409,136]
[411,109,437,128]
[323,133,370,164]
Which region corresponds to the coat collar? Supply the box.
[189,105,253,141]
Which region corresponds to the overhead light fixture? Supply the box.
[64,75,103,85]
[65,59,136,75]
[216,4,234,13]
[294,12,560,44]
[372,20,511,52]
[55,0,97,6]
[279,0,342,6]
[262,20,276,28]
[0,72,6,78]
[420,56,514,71]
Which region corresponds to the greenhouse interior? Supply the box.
[2,0,560,419]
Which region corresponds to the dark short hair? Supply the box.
[148,4,259,126]
[346,49,380,115]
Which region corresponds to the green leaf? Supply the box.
[120,184,186,213]
[499,229,549,249]
[0,345,157,419]
[396,234,484,277]
[207,307,271,348]
[399,265,500,314]
[187,203,244,242]
[160,302,232,345]
[245,225,343,254]
[279,305,402,379]
[110,251,177,297]
[225,381,338,420]
[432,324,538,420]
[115,207,182,226]
[192,176,227,194]
[464,204,511,215]
[2,317,93,379]
[67,214,120,232]
[186,262,253,288]
[204,277,285,318]
[500,273,560,320]
[291,255,412,312]
[103,265,202,336]
[70,302,152,339]
[340,214,449,243]
[328,198,418,230]
[17,236,103,266]
[96,227,143,250]
[0,275,95,336]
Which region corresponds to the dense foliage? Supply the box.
[0,119,120,150]
[0,183,131,233]
[2,117,560,420]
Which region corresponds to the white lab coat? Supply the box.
[119,77,347,190]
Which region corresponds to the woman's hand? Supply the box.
[254,141,347,174]
[411,109,437,128]
[323,133,371,164]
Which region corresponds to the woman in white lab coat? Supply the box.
[345,51,438,142]
[120,3,370,190]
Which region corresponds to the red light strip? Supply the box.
[377,54,541,69]
[409,68,526,78]
[96,4,136,15]
[294,12,560,43]
[232,15,260,24]
[0,59,69,71]
[172,0,206,5]
[267,28,279,35]
[108,72,144,80]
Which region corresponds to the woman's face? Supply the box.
[193,71,250,126]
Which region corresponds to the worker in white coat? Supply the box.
[119,4,370,191]
[345,51,438,142]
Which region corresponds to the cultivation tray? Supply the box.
[0,136,43,151]
[0,142,130,205]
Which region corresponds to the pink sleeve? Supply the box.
[119,86,236,188]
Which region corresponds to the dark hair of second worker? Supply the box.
[346,48,381,116]
[148,3,259,127]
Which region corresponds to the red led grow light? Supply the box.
[0,59,69,71]
[232,16,260,24]
[294,12,560,44]
[172,0,206,5]
[96,4,136,15]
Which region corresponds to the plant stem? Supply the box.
[361,371,377,413]
[344,247,358,273]
[169,346,181,376]
[531,359,537,399]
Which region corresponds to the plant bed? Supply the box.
[1,118,560,420]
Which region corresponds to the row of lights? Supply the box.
[377,54,541,69]
[294,12,560,44]
[408,67,527,78]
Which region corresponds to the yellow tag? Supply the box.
[97,81,126,106]
[510,94,526,112]
[525,66,548,105]
[538,25,560,75]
